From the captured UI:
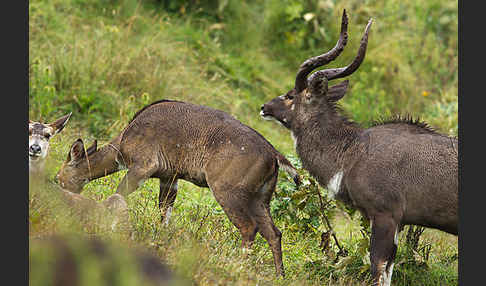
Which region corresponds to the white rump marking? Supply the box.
[327,171,344,199]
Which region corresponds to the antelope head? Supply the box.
[260,10,372,130]
[56,138,98,193]
[29,113,72,172]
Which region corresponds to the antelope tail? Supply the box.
[275,154,301,186]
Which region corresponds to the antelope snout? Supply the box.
[260,104,272,118]
[260,105,266,117]
[30,144,42,155]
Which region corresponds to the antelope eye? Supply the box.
[45,133,51,139]
[286,94,294,100]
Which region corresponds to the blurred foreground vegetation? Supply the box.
[29,0,458,285]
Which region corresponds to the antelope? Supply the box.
[58,190,131,233]
[56,100,301,276]
[29,113,72,176]
[28,113,129,232]
[260,10,458,286]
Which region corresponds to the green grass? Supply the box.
[29,0,458,285]
[30,128,458,285]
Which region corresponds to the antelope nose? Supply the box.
[30,144,41,154]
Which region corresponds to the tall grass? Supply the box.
[29,0,457,150]
[30,127,458,285]
[29,0,458,285]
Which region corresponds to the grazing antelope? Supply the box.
[28,112,129,232]
[29,113,72,176]
[58,190,131,233]
[260,10,458,286]
[56,100,300,276]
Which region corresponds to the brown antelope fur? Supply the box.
[58,190,131,233]
[56,100,301,276]
[29,113,129,233]
[260,10,457,286]
[29,113,72,176]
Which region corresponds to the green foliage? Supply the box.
[30,129,458,285]
[272,155,348,256]
[29,0,457,145]
[29,0,457,284]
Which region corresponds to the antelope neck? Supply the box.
[292,113,362,184]
[86,143,121,181]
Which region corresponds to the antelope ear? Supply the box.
[307,72,329,100]
[50,112,72,135]
[327,80,349,102]
[86,140,98,156]
[68,138,85,163]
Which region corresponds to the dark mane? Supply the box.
[370,114,444,136]
[328,101,359,127]
[128,99,183,124]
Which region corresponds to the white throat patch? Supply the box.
[327,171,344,199]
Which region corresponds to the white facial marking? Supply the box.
[291,103,295,111]
[260,110,274,121]
[327,171,343,199]
[268,116,285,127]
[29,136,50,158]
[29,123,55,167]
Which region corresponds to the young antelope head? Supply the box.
[260,10,372,130]
[56,138,98,193]
[29,113,72,172]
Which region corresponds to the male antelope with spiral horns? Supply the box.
[260,10,458,286]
